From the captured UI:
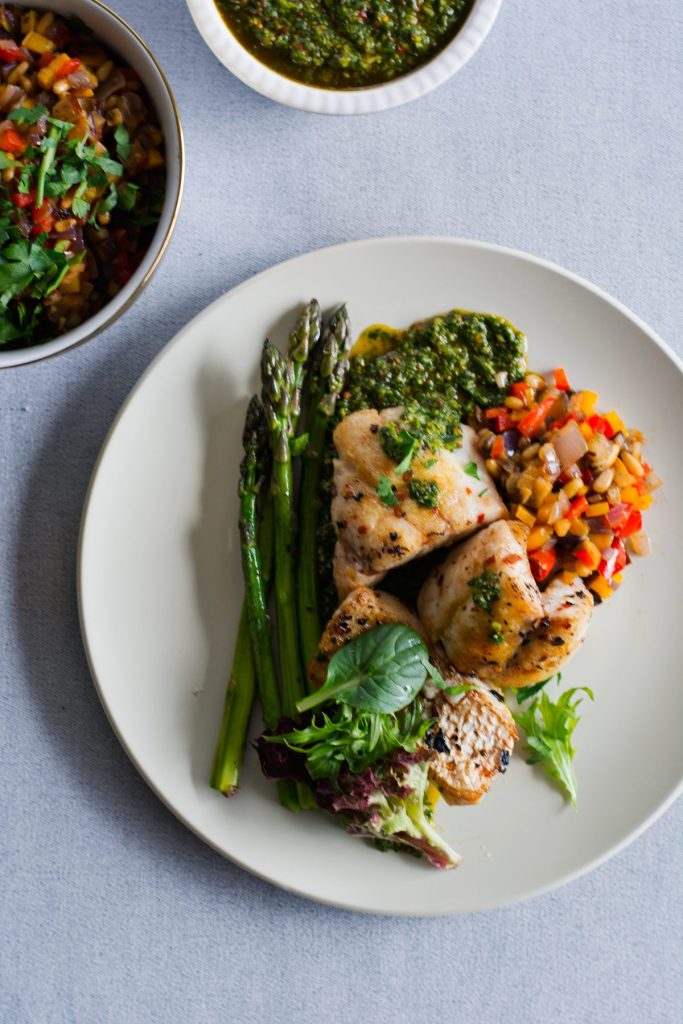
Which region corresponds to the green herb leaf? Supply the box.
[376,475,398,507]
[265,700,432,782]
[478,487,488,497]
[117,180,139,212]
[0,153,19,169]
[114,123,131,163]
[464,460,480,479]
[297,624,438,715]
[513,684,593,805]
[8,105,48,124]
[516,677,552,703]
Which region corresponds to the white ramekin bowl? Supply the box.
[186,0,502,115]
[1,0,184,369]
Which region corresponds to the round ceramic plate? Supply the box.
[79,237,683,915]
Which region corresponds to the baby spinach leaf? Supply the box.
[298,624,447,715]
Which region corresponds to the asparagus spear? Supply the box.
[297,305,352,672]
[288,299,321,430]
[262,341,306,718]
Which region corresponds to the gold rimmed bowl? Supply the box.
[0,0,184,368]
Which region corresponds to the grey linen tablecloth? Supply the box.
[1,1,681,1021]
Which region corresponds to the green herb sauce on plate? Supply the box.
[216,0,475,89]
[317,308,527,615]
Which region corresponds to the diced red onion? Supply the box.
[554,420,588,469]
[502,428,521,457]
[67,68,93,90]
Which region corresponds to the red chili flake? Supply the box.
[477,513,485,524]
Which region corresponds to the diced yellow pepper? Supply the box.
[576,540,601,570]
[569,518,590,538]
[426,782,441,808]
[605,411,626,436]
[579,421,593,440]
[613,572,624,586]
[621,485,639,504]
[632,493,653,512]
[37,54,67,89]
[514,505,536,529]
[561,570,578,585]
[22,30,55,54]
[21,10,38,33]
[533,476,553,508]
[586,501,609,517]
[590,576,614,600]
[579,391,598,415]
[527,525,552,551]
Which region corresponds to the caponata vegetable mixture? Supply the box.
[0,4,165,348]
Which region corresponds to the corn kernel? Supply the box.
[505,395,524,410]
[554,518,571,537]
[613,572,624,586]
[586,502,609,517]
[426,783,441,809]
[561,570,578,585]
[563,478,584,500]
[527,525,552,551]
[515,505,536,529]
[533,476,553,507]
[589,533,613,550]
[569,518,589,538]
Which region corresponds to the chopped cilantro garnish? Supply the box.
[114,124,132,163]
[8,105,48,124]
[117,181,140,212]
[464,460,480,479]
[468,570,500,614]
[376,475,399,507]
[478,487,488,497]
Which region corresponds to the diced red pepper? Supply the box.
[575,546,596,569]
[518,395,557,438]
[553,367,570,391]
[490,435,505,459]
[587,414,615,439]
[509,381,531,404]
[0,128,26,155]
[529,546,556,583]
[55,56,81,79]
[0,40,25,63]
[32,201,54,236]
[485,406,513,433]
[12,188,35,208]
[566,495,589,520]
[39,51,54,68]
[619,509,642,539]
[599,538,627,581]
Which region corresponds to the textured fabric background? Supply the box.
[1,1,682,1021]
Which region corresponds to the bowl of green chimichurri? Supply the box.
[186,0,503,114]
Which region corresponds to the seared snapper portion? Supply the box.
[418,521,594,686]
[331,408,506,598]
[308,586,516,805]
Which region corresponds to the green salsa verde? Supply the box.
[216,0,475,89]
[317,308,527,615]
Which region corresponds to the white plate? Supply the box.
[79,237,683,915]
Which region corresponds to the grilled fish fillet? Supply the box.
[308,586,516,805]
[331,408,506,598]
[418,520,594,686]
